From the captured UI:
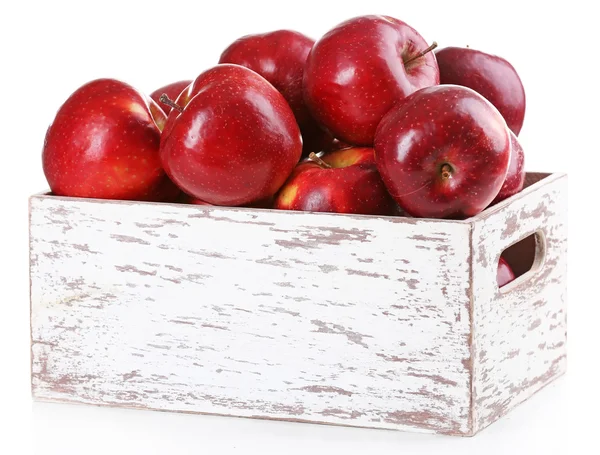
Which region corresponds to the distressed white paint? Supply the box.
[29,172,567,436]
[470,173,568,433]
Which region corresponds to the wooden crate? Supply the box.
[29,172,567,436]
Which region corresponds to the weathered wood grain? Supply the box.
[470,172,567,433]
[30,195,473,435]
[29,172,567,436]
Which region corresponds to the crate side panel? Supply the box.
[30,197,472,434]
[471,175,567,433]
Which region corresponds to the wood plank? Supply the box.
[470,173,567,433]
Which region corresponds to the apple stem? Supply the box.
[308,152,332,169]
[441,164,452,180]
[404,41,438,65]
[159,94,183,113]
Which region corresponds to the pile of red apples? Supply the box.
[42,15,526,288]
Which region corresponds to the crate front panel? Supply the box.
[30,196,472,434]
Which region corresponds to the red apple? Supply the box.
[374,85,511,219]
[150,80,191,113]
[303,15,439,146]
[274,147,396,215]
[435,47,526,135]
[491,132,526,205]
[179,193,272,209]
[160,64,302,206]
[497,257,516,287]
[42,78,179,201]
[219,30,332,156]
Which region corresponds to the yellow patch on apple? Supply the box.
[277,184,298,207]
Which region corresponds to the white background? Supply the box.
[1,0,597,453]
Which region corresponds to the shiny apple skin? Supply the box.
[436,47,526,135]
[491,131,526,205]
[303,15,439,146]
[150,80,192,113]
[274,147,396,215]
[42,78,178,201]
[160,64,302,206]
[374,85,511,219]
[219,30,332,157]
[497,257,516,287]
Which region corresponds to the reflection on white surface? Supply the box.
[31,377,567,455]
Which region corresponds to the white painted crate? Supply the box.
[29,172,567,436]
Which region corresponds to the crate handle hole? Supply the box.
[499,230,546,291]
